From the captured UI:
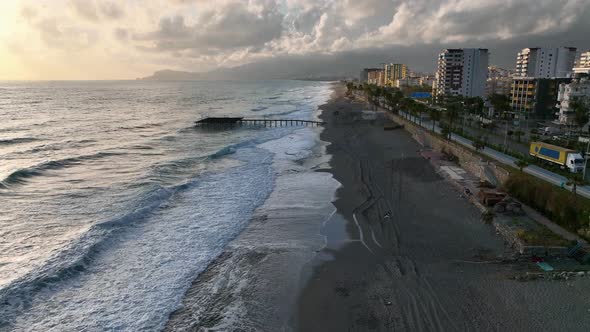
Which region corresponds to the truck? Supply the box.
[541,126,561,136]
[529,142,584,173]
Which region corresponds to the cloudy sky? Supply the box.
[1,0,589,80]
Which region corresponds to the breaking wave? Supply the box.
[0,137,39,146]
[0,152,121,189]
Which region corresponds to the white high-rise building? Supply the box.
[434,48,489,98]
[557,77,590,124]
[515,47,577,78]
[573,51,590,75]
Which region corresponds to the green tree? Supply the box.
[488,93,511,116]
[515,158,529,172]
[514,129,525,143]
[429,109,441,132]
[345,82,354,95]
[464,97,485,126]
[572,97,589,133]
[383,91,394,112]
[400,98,415,120]
[441,124,451,140]
[444,101,461,140]
[567,173,585,206]
[415,103,427,126]
[472,136,486,151]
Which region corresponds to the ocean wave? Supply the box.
[0,127,28,133]
[19,139,96,154]
[118,123,163,130]
[130,144,155,150]
[0,149,272,324]
[147,142,245,183]
[269,108,302,117]
[0,184,176,324]
[0,152,120,189]
[250,106,268,112]
[208,146,236,159]
[0,137,39,146]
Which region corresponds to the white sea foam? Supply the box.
[207,114,342,331]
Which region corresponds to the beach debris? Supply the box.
[477,189,507,207]
[536,262,554,271]
[488,196,525,215]
[478,180,496,189]
[513,270,590,282]
[383,123,404,130]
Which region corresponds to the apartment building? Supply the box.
[384,63,408,86]
[367,69,383,85]
[486,66,513,96]
[557,77,590,124]
[360,68,382,82]
[510,77,571,119]
[434,48,489,98]
[515,47,577,78]
[573,51,590,75]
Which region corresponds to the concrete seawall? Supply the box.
[385,110,577,257]
[387,111,511,186]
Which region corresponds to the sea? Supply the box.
[0,80,338,331]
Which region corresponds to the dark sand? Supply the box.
[295,84,590,331]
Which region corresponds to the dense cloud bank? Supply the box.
[10,0,590,78]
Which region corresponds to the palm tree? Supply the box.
[429,109,441,132]
[444,102,461,140]
[515,158,529,172]
[489,94,511,116]
[513,129,525,142]
[567,173,585,206]
[415,103,427,126]
[383,91,393,112]
[362,83,371,103]
[441,124,451,140]
[572,97,589,134]
[472,136,485,152]
[346,82,354,95]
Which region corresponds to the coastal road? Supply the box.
[398,110,590,199]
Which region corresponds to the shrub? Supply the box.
[504,172,590,240]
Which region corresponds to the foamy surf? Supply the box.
[163,118,341,332]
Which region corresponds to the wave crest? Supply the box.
[0,137,39,146]
[0,152,121,189]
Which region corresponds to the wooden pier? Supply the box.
[195,116,325,128]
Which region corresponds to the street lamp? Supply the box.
[584,135,590,181]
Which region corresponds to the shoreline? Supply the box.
[163,85,340,331]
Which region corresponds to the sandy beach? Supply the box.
[164,83,590,331]
[295,83,590,331]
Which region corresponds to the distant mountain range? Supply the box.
[140,54,361,81]
[141,69,344,81]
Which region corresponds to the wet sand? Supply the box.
[295,84,590,331]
